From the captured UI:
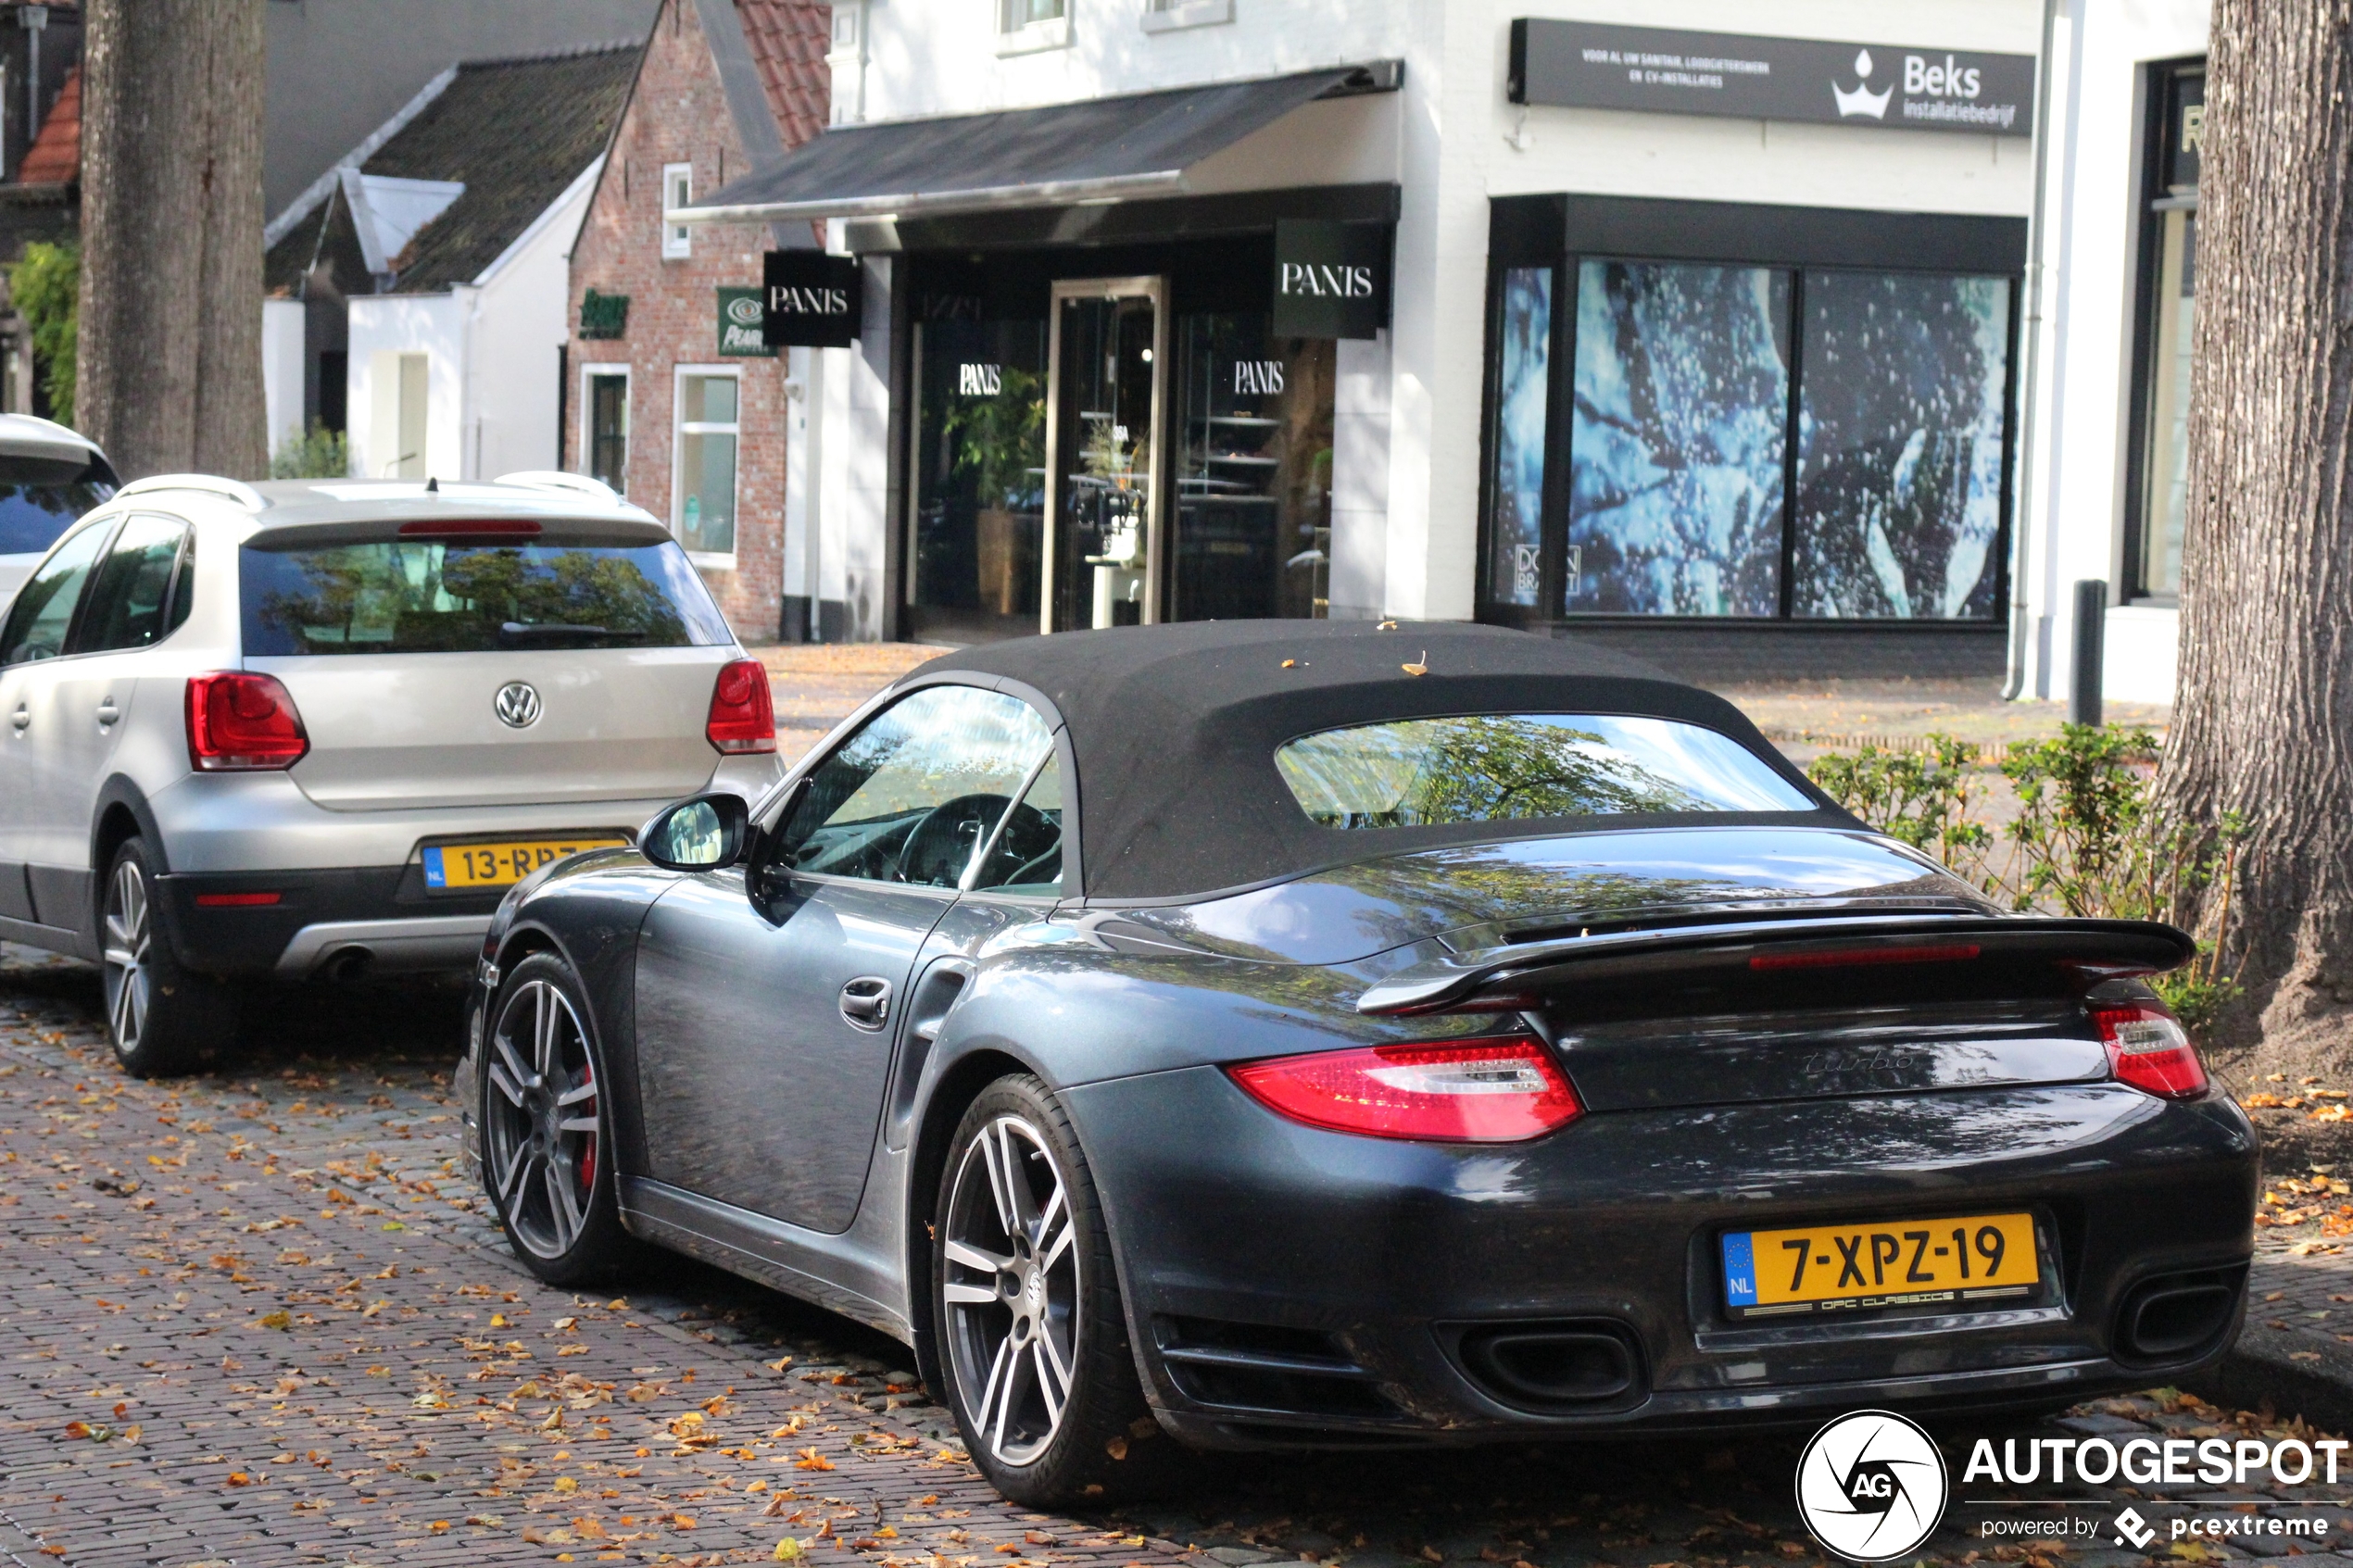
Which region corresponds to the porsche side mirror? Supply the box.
[640,792,750,872]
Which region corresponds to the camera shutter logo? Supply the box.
[495,682,543,729]
[1794,1410,1948,1562]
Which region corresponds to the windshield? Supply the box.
[240,535,733,655]
[0,453,118,556]
[1274,713,1813,828]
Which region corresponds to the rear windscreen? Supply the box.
[0,455,118,556]
[1275,713,1813,828]
[239,536,733,655]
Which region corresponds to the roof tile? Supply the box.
[16,63,78,184]
[736,0,830,150]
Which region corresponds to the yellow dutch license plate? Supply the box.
[422,836,628,892]
[1720,1211,2041,1319]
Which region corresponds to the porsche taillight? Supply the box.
[2094,999,2208,1099]
[1227,1035,1582,1143]
[185,671,308,771]
[705,658,775,754]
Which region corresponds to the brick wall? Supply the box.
[564,0,803,642]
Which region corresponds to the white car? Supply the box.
[0,471,781,1076]
[0,414,118,611]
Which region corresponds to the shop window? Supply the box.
[585,369,628,495]
[1481,223,2014,625]
[1566,260,1786,616]
[1487,267,1551,608]
[1171,313,1333,621]
[1792,270,2010,620]
[909,316,1049,628]
[661,163,693,259]
[674,370,737,560]
[2131,61,2203,600]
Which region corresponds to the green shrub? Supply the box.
[6,241,77,426]
[271,420,350,480]
[1808,723,2244,1039]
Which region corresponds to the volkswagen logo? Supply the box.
[494,682,543,729]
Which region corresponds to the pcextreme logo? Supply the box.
[1795,1411,1949,1562]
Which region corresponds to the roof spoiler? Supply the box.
[1353,914,2197,1017]
[494,470,622,504]
[119,473,267,511]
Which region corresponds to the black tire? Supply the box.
[101,838,237,1078]
[931,1073,1183,1506]
[477,952,642,1286]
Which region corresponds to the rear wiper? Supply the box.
[497,621,648,645]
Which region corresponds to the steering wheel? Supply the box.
[897,793,1018,887]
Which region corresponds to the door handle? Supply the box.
[95,698,119,725]
[8,705,24,732]
[839,976,892,1032]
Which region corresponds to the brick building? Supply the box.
[561,0,827,642]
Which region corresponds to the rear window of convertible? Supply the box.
[1274,714,1812,828]
[240,535,731,655]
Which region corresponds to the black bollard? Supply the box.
[2069,579,2107,728]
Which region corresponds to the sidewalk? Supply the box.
[749,645,2173,765]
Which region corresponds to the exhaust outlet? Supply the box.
[323,947,375,983]
[1453,1320,1645,1411]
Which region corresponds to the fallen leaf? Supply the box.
[490,1313,510,1328]
[1104,1436,1128,1461]
[794,1448,836,1472]
[1402,652,1428,677]
[776,1540,804,1562]
[258,1311,292,1331]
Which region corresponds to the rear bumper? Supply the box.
[1063,1069,2258,1449]
[154,866,506,978]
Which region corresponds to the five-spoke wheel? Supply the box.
[478,954,635,1283]
[942,1110,1082,1465]
[100,838,235,1078]
[932,1073,1170,1506]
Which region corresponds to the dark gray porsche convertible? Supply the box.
[458,621,2254,1505]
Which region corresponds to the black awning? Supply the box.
[679,62,1400,223]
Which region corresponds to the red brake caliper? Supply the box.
[576,1060,597,1192]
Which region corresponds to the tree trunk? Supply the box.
[2159,0,2353,1073]
[76,0,265,480]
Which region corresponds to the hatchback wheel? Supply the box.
[480,953,639,1284]
[934,1073,1178,1505]
[103,838,235,1078]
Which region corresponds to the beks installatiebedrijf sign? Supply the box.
[1271,220,1390,341]
[762,251,862,349]
[1509,19,2035,137]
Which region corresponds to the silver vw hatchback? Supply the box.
[0,472,780,1075]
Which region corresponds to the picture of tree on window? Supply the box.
[1565,260,1788,617]
[1792,271,2011,620]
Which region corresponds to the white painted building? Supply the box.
[676,0,2047,679]
[2014,1,2205,707]
[261,46,641,484]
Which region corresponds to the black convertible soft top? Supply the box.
[906,621,1838,901]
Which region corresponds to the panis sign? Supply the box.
[1271,220,1390,341]
[762,250,863,348]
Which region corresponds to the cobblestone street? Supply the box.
[2,942,2347,1568]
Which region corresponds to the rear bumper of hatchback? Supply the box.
[1063,1067,2257,1449]
[154,866,506,978]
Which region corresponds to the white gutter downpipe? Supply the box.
[2006,0,2066,700]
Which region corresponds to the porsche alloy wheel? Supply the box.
[942,1110,1083,1465]
[932,1074,1175,1505]
[483,968,604,1263]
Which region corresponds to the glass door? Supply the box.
[1043,278,1167,633]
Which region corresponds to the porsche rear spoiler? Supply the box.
[1353,914,2196,1017]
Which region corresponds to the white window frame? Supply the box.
[661,162,694,259]
[996,0,1069,55]
[673,363,742,569]
[1140,0,1230,31]
[578,361,630,495]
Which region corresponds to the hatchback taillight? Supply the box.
[1227,1035,1583,1143]
[705,658,775,755]
[185,672,308,771]
[2094,999,2208,1099]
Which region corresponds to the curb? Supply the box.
[2184,1325,2353,1436]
